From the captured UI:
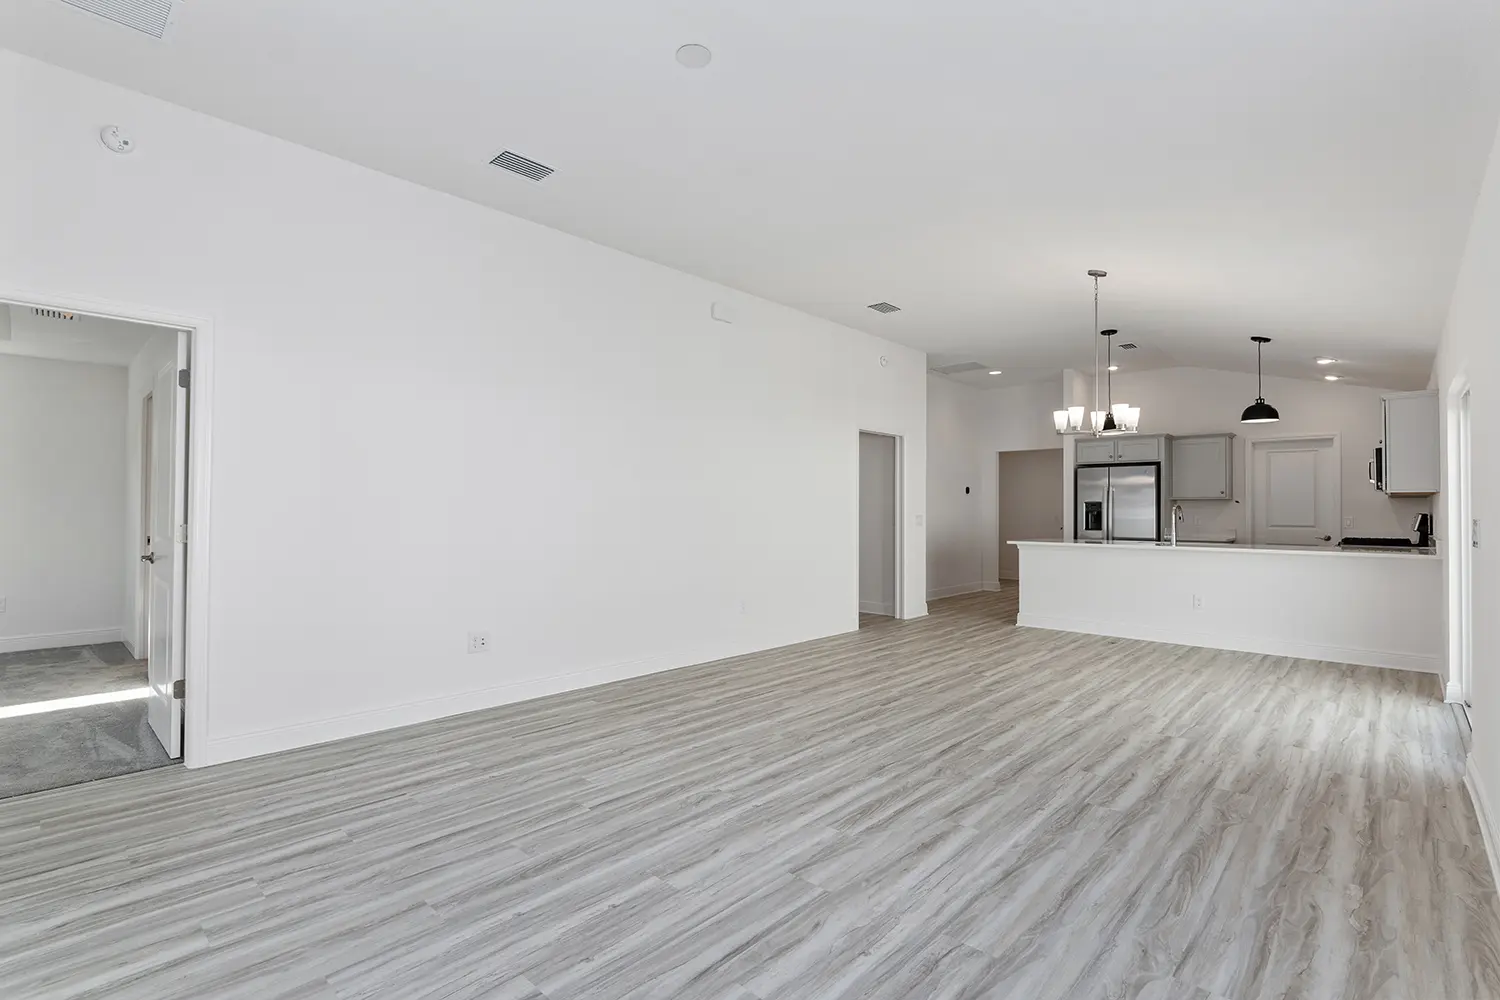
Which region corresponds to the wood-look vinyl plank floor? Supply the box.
[1,587,1496,999]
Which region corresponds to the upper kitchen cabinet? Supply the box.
[1075,435,1168,464]
[1075,439,1117,464]
[1382,391,1439,496]
[1171,433,1235,499]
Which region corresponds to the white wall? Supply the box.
[1062,367,1429,542]
[0,354,128,651]
[122,329,177,655]
[0,52,928,764]
[925,376,1069,593]
[977,379,1065,586]
[926,375,983,598]
[1431,117,1500,842]
[858,433,897,614]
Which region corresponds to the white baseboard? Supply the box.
[982,580,1009,592]
[1447,680,1465,703]
[859,601,895,615]
[1466,758,1500,894]
[1015,613,1441,674]
[0,627,123,654]
[926,582,982,601]
[201,627,836,766]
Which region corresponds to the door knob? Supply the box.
[140,553,155,564]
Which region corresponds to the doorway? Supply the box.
[858,431,900,621]
[996,448,1064,581]
[1248,436,1340,547]
[0,294,204,793]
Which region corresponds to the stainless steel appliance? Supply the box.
[1413,512,1433,547]
[1076,463,1162,541]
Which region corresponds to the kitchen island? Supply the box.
[1010,540,1441,673]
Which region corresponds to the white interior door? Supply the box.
[1251,437,1339,547]
[858,432,898,616]
[146,337,188,758]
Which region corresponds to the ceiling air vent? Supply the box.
[489,151,554,181]
[930,362,988,376]
[867,302,901,314]
[1118,342,1138,350]
[59,0,177,39]
[33,308,77,321]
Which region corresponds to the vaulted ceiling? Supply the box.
[6,0,1499,388]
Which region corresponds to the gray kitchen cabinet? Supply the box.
[1075,439,1117,464]
[1171,433,1235,499]
[1382,391,1439,496]
[1115,437,1164,463]
[1075,435,1169,464]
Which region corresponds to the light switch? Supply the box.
[1475,518,1482,548]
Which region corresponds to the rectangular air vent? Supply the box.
[33,308,76,321]
[59,0,176,38]
[1118,343,1138,350]
[930,362,988,375]
[489,150,554,181]
[867,302,901,314]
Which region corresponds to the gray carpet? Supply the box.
[0,643,176,799]
[0,641,148,707]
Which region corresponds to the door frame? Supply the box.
[1244,434,1342,546]
[0,285,215,768]
[857,429,906,619]
[1445,371,1474,711]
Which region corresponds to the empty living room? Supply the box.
[4,1,1500,997]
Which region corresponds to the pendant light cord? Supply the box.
[1093,276,1100,419]
[1257,340,1264,401]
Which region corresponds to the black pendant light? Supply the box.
[1240,336,1281,423]
[1101,329,1118,431]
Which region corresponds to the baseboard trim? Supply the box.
[0,627,123,654]
[1447,680,1465,703]
[859,601,896,615]
[982,580,1009,592]
[926,582,982,601]
[203,627,836,766]
[1466,758,1500,894]
[1014,613,1440,674]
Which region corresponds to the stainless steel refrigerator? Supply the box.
[1076,463,1162,541]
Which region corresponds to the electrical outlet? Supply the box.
[1344,516,1354,529]
[1192,594,1203,611]
[467,631,492,654]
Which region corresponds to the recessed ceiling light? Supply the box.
[676,44,712,68]
[1108,364,1119,372]
[988,370,1003,375]
[1324,374,1342,381]
[1315,357,1338,365]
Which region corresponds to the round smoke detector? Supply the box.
[99,125,135,154]
[675,44,712,69]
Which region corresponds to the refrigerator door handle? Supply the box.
[1106,485,1114,541]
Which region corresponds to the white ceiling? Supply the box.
[6,0,1499,390]
[0,304,162,367]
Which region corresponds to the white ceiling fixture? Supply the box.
[675,43,711,69]
[1324,374,1342,381]
[1107,364,1119,371]
[987,369,1002,375]
[8,0,1500,390]
[98,124,134,154]
[59,0,177,39]
[1316,357,1339,365]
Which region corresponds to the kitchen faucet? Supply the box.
[1170,504,1184,546]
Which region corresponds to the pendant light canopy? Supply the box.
[1240,336,1281,424]
[1053,271,1142,436]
